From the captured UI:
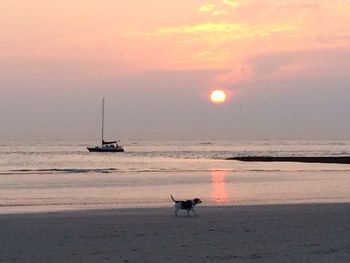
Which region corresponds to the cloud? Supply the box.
[198,1,241,16]
[156,23,241,35]
[223,0,240,7]
[246,47,350,81]
[199,4,216,13]
[195,50,230,63]
[274,2,320,9]
[209,47,350,96]
[153,22,296,39]
[129,22,298,71]
[212,10,230,16]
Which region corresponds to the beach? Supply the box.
[1,203,350,262]
[2,0,350,260]
[1,140,350,262]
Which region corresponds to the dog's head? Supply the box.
[193,198,202,205]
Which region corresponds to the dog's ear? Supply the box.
[194,198,201,203]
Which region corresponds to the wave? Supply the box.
[4,168,118,174]
[198,142,213,145]
[2,167,350,175]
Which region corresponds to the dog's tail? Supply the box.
[171,194,177,202]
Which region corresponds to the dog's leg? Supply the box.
[191,208,197,215]
[187,210,190,216]
[174,203,181,216]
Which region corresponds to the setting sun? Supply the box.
[210,90,227,104]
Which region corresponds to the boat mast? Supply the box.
[101,98,105,144]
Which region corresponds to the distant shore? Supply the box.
[227,156,350,164]
[1,203,350,262]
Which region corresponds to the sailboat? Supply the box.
[87,98,124,152]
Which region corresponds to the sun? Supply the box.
[210,90,227,104]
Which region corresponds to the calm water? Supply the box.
[0,140,350,214]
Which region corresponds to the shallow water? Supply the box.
[0,140,349,213]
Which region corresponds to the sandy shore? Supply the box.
[1,203,350,262]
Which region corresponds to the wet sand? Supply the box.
[1,203,350,262]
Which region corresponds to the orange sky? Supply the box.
[2,0,349,75]
[0,0,350,140]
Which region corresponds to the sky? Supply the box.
[0,0,350,141]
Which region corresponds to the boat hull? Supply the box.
[87,147,124,152]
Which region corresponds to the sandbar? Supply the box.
[228,156,350,164]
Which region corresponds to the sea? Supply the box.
[1,139,350,214]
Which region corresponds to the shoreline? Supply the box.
[227,156,350,164]
[1,203,350,262]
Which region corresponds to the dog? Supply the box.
[171,195,202,216]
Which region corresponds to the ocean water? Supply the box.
[0,140,350,214]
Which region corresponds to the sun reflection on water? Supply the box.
[211,170,229,203]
